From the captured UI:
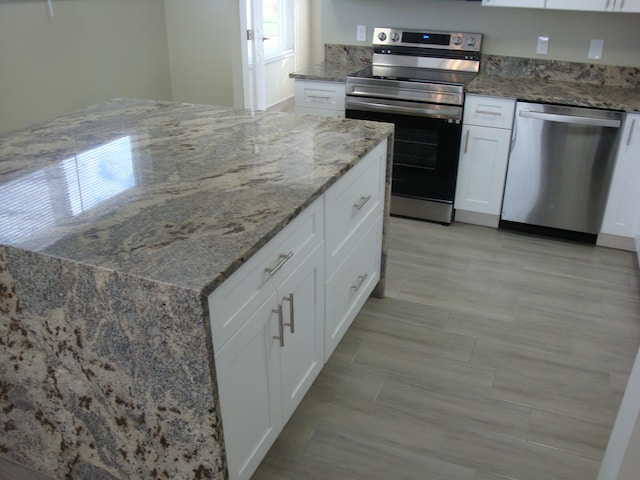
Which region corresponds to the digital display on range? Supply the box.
[402,32,451,46]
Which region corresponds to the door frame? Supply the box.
[239,0,267,111]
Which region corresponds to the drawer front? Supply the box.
[325,217,382,360]
[464,94,516,129]
[325,140,386,277]
[295,80,346,112]
[294,106,344,118]
[209,198,324,352]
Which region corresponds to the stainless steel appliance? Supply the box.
[501,102,623,242]
[346,27,482,224]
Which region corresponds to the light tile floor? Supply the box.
[252,217,640,480]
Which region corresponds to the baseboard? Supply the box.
[454,210,500,228]
[597,233,638,252]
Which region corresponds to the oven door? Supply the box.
[346,96,463,223]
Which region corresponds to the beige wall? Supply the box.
[320,0,640,67]
[0,0,172,134]
[164,0,239,108]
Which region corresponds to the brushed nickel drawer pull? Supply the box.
[353,195,371,210]
[272,304,284,347]
[351,274,368,292]
[475,109,501,116]
[265,252,294,277]
[283,293,295,334]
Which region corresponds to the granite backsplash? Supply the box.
[324,43,640,88]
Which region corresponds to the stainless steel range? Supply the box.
[346,27,482,224]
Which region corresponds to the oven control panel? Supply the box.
[373,27,482,52]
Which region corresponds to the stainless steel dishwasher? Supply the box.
[500,101,623,242]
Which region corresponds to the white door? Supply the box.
[240,0,267,110]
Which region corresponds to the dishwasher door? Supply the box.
[501,102,622,239]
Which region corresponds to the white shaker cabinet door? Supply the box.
[278,244,324,423]
[215,292,283,480]
[600,114,640,239]
[455,124,512,216]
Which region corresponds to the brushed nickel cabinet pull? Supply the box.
[627,119,636,147]
[464,129,470,154]
[475,109,501,116]
[265,252,294,277]
[354,195,371,210]
[283,293,295,334]
[272,304,284,347]
[351,274,368,291]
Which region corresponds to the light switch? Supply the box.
[588,39,604,60]
[357,25,367,42]
[536,36,549,55]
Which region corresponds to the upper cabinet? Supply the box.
[483,0,640,11]
[482,0,545,7]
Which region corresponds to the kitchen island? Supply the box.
[0,98,393,479]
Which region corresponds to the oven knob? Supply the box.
[378,32,387,41]
[466,36,477,48]
[391,32,400,42]
[452,36,463,46]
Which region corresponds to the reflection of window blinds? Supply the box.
[0,170,56,244]
[0,136,135,246]
[62,136,135,215]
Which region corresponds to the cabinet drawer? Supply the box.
[325,217,382,360]
[325,140,386,277]
[294,80,346,112]
[209,198,324,352]
[294,106,343,118]
[463,95,516,129]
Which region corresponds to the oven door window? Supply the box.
[347,108,462,202]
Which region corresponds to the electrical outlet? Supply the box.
[536,36,549,55]
[588,39,604,60]
[357,25,367,42]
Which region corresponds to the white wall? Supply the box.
[0,0,172,134]
[320,0,640,67]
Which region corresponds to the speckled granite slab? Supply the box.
[289,44,372,82]
[0,98,393,479]
[471,55,640,111]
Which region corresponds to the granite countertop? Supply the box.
[468,73,640,112]
[289,61,366,82]
[0,98,393,296]
[290,52,640,112]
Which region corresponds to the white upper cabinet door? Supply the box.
[546,0,610,10]
[482,0,546,7]
[600,113,640,239]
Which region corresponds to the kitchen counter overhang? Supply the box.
[0,98,393,479]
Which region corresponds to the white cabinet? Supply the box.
[294,80,346,118]
[598,113,640,251]
[617,0,640,12]
[454,95,516,227]
[211,138,387,480]
[212,200,325,480]
[484,0,640,10]
[546,0,609,10]
[324,140,386,358]
[482,0,546,7]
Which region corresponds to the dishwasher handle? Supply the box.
[519,110,621,128]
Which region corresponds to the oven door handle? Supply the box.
[346,97,461,121]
